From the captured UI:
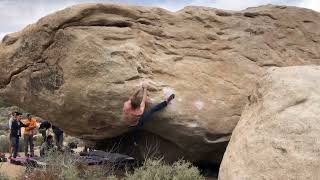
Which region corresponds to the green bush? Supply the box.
[125,159,205,180]
[0,131,7,136]
[33,135,43,147]
[21,151,204,180]
[0,100,11,108]
[0,117,7,123]
[0,135,9,153]
[0,135,25,153]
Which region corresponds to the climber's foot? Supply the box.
[134,141,139,147]
[167,94,175,103]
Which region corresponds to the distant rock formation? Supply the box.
[0,4,320,163]
[219,66,320,180]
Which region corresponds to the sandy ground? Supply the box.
[0,153,27,179]
[0,147,84,179]
[1,148,43,179]
[0,160,25,179]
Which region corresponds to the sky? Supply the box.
[0,0,319,39]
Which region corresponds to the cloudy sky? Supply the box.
[0,0,319,39]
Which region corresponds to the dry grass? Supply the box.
[0,135,25,153]
[0,136,9,153]
[18,150,205,180]
[125,158,204,180]
[15,136,205,180]
[23,151,115,180]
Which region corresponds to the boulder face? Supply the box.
[219,66,320,180]
[0,4,320,163]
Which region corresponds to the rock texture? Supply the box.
[219,66,320,180]
[0,4,320,162]
[0,106,21,130]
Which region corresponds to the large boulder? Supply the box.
[219,66,320,180]
[0,4,320,163]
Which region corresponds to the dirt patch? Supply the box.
[0,160,25,179]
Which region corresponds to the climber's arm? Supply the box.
[130,88,142,100]
[139,86,148,112]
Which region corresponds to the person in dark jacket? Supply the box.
[10,112,28,158]
[38,121,52,143]
[52,125,64,150]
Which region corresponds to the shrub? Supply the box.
[0,100,11,108]
[125,159,205,180]
[24,151,114,180]
[0,135,9,153]
[33,135,43,147]
[0,117,7,124]
[21,150,204,180]
[0,131,7,136]
[0,135,25,153]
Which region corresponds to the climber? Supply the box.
[123,84,175,145]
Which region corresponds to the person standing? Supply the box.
[10,112,27,158]
[52,125,64,150]
[8,112,16,159]
[23,113,37,157]
[8,112,16,130]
